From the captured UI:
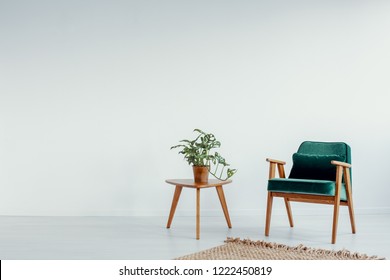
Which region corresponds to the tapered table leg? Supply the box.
[196,188,200,240]
[166,185,183,228]
[216,186,232,228]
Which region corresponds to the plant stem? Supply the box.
[207,162,229,181]
[214,162,219,174]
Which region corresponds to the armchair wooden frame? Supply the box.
[265,158,356,244]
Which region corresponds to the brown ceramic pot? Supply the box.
[192,166,209,183]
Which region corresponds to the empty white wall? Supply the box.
[1,0,390,216]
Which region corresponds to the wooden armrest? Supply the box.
[266,158,286,165]
[331,160,351,168]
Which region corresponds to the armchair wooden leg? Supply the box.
[332,166,343,244]
[347,201,356,234]
[265,192,273,236]
[331,199,340,244]
[166,186,183,228]
[344,168,356,234]
[284,198,294,227]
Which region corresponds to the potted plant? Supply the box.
[170,129,237,183]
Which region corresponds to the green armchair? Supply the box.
[265,141,356,244]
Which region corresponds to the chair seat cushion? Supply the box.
[268,178,347,201]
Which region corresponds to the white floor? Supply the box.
[0,213,389,260]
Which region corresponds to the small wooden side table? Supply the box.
[165,179,232,240]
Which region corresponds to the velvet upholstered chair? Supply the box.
[265,141,356,244]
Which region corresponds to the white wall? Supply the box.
[1,0,390,216]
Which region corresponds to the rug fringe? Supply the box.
[225,237,385,260]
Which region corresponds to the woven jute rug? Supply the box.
[176,237,385,260]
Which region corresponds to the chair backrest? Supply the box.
[289,141,351,181]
